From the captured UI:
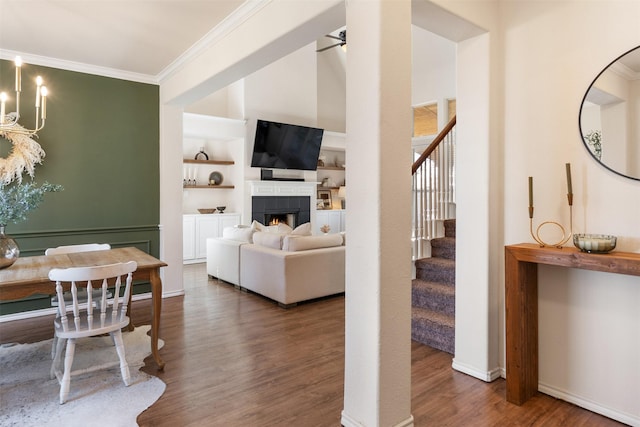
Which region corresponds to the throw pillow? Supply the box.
[274,223,293,234]
[282,234,343,252]
[252,231,284,249]
[291,222,312,236]
[251,220,266,231]
[222,226,254,243]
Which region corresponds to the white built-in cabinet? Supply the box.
[315,209,346,235]
[183,213,240,263]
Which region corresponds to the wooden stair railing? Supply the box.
[411,115,457,259]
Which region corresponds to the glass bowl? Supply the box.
[573,234,617,253]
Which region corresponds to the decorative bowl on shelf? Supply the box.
[197,208,216,214]
[573,234,617,253]
[216,206,226,213]
[208,171,223,185]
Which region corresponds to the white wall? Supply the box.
[159,0,640,423]
[243,43,319,188]
[498,1,640,423]
[411,25,456,117]
[433,0,640,423]
[317,28,347,133]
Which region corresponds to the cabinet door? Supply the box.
[219,214,240,231]
[183,216,196,260]
[316,211,329,234]
[340,210,346,232]
[327,211,342,234]
[195,216,220,260]
[316,210,342,234]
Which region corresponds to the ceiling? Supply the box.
[0,0,246,79]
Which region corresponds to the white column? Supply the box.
[159,103,185,297]
[342,1,413,426]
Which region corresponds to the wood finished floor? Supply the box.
[0,264,624,426]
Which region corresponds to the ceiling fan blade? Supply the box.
[316,42,343,53]
[325,34,343,41]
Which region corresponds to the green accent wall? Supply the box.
[0,60,160,315]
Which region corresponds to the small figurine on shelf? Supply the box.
[320,224,331,234]
[195,147,209,161]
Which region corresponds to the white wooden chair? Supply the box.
[45,243,111,256]
[49,261,137,404]
[46,243,113,357]
[47,244,113,306]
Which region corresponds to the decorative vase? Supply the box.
[0,225,20,269]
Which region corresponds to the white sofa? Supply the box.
[240,235,345,307]
[206,223,345,307]
[206,237,245,286]
[206,224,256,286]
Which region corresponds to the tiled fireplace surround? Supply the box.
[249,181,317,228]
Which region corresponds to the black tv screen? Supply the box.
[251,119,324,171]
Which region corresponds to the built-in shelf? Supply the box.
[183,159,234,165]
[317,165,345,171]
[183,185,235,189]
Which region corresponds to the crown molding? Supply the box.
[157,0,272,83]
[609,61,640,81]
[0,49,158,85]
[0,1,272,85]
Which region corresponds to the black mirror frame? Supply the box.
[578,45,640,182]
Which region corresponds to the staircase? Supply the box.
[411,218,456,354]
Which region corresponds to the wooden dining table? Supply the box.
[0,246,167,370]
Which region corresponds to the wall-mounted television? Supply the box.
[251,119,324,171]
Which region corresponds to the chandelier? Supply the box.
[0,56,48,137]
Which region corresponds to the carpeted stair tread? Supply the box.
[411,307,455,354]
[412,218,456,355]
[430,237,456,260]
[412,279,455,317]
[444,219,456,238]
[414,257,455,284]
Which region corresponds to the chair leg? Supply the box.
[50,336,66,380]
[111,330,131,386]
[59,338,76,404]
[51,336,57,359]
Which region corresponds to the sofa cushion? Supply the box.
[251,220,292,234]
[273,223,293,234]
[282,234,343,252]
[251,220,267,232]
[252,231,285,249]
[222,226,255,243]
[291,222,312,236]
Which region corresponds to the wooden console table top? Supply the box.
[504,243,640,405]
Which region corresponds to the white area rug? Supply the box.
[0,325,165,427]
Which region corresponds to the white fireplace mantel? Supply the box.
[248,180,318,197]
[248,180,319,227]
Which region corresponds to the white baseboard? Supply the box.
[341,411,414,427]
[538,382,640,427]
[451,358,501,382]
[162,289,186,298]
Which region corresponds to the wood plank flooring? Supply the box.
[0,264,623,426]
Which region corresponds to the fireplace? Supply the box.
[252,196,310,228]
[249,180,317,229]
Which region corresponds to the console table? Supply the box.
[504,243,640,405]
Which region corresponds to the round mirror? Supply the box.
[579,46,640,181]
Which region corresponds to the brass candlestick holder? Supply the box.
[528,164,574,248]
[529,194,573,248]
